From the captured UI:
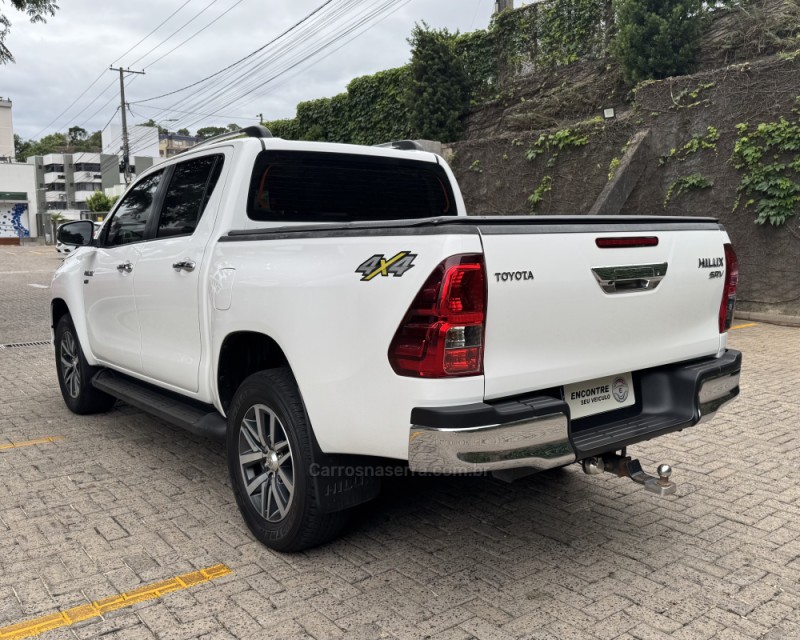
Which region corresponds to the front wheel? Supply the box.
[54,314,116,414]
[226,369,349,552]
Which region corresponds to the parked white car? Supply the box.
[51,127,742,551]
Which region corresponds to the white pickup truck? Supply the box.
[52,126,742,551]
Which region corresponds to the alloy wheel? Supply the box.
[59,331,81,398]
[238,403,295,523]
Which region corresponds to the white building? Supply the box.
[27,151,156,216]
[0,97,13,160]
[30,152,109,212]
[0,161,37,240]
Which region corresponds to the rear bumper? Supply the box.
[408,349,742,473]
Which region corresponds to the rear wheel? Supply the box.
[226,369,349,551]
[54,314,116,414]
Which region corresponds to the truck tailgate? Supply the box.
[477,218,728,400]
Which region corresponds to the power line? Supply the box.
[30,1,196,140]
[162,0,364,121]
[135,103,255,121]
[127,0,220,68]
[143,0,247,70]
[175,0,408,132]
[131,0,337,105]
[235,0,412,115]
[72,79,128,131]
[29,70,107,140]
[147,0,372,129]
[112,0,195,65]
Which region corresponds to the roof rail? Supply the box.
[373,140,425,151]
[191,124,272,151]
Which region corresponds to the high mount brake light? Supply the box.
[719,243,739,333]
[596,237,659,248]
[389,254,486,378]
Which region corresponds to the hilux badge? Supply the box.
[698,257,723,269]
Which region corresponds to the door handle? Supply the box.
[116,262,133,273]
[172,260,196,272]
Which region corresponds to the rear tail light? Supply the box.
[719,243,739,333]
[389,254,486,377]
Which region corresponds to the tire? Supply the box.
[54,314,116,415]
[226,369,349,552]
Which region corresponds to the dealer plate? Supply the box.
[564,372,635,420]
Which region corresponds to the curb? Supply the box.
[735,311,800,328]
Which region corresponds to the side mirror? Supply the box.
[57,220,95,247]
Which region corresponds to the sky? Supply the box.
[2,0,499,142]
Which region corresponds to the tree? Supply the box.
[196,126,227,139]
[28,132,67,155]
[1,0,57,64]
[13,127,103,161]
[85,192,117,213]
[68,126,87,146]
[177,128,190,136]
[84,130,102,151]
[14,133,32,161]
[406,23,471,143]
[226,123,241,132]
[612,0,708,84]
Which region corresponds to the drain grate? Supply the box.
[0,340,52,349]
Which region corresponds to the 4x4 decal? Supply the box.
[356,251,417,281]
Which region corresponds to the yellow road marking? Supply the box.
[363,251,409,281]
[730,323,758,330]
[0,436,64,452]
[0,564,232,640]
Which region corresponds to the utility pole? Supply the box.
[109,66,145,184]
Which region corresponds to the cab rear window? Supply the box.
[248,150,455,223]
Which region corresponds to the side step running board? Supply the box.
[92,370,226,441]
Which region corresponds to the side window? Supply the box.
[157,155,223,238]
[105,171,163,246]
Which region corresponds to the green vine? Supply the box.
[732,117,800,225]
[659,126,719,164]
[528,176,553,212]
[608,157,621,181]
[671,82,716,110]
[664,173,713,206]
[522,124,594,210]
[456,0,613,96]
[525,127,590,165]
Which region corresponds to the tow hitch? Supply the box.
[581,452,676,496]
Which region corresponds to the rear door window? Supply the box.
[157,154,224,238]
[248,151,455,222]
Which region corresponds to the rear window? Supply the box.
[248,151,455,222]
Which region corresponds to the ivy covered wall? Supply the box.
[265,67,411,145]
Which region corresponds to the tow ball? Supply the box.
[581,452,676,496]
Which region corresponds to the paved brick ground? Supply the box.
[1,245,799,640]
